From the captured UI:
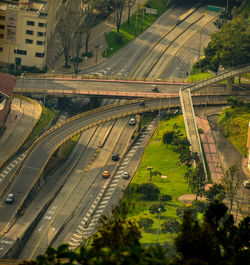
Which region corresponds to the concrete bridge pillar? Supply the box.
[226,78,234,93]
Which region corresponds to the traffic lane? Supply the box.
[25,118,130,258]
[160,18,217,79]
[53,119,136,247]
[17,123,114,258]
[15,78,183,93]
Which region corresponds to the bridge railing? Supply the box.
[182,63,250,92]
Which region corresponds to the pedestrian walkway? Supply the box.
[47,0,148,74]
[0,97,42,169]
[196,116,223,183]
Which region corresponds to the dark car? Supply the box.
[112,153,119,161]
[139,101,145,106]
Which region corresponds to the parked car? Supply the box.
[139,101,145,106]
[243,180,250,188]
[102,170,110,178]
[122,171,130,179]
[5,193,14,204]
[152,85,159,92]
[112,153,119,161]
[129,117,136,125]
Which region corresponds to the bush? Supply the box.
[176,205,197,220]
[192,200,208,213]
[136,183,160,200]
[115,33,123,44]
[161,217,180,233]
[198,128,204,134]
[138,218,154,231]
[82,51,93,58]
[160,194,172,202]
[149,203,166,215]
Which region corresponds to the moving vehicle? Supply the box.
[112,153,119,161]
[243,180,250,188]
[102,170,110,178]
[122,171,130,179]
[129,117,136,125]
[5,193,14,204]
[139,101,145,106]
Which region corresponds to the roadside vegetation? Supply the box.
[218,97,250,157]
[103,0,169,57]
[24,106,57,145]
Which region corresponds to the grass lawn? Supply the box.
[26,105,57,145]
[123,114,191,244]
[103,0,169,57]
[218,105,250,157]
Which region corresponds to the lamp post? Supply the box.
[95,44,101,64]
[43,73,48,106]
[156,207,161,244]
[20,72,26,108]
[147,166,153,181]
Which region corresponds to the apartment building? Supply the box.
[0,0,68,69]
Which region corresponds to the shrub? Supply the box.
[149,203,166,215]
[160,194,172,202]
[138,218,154,231]
[115,33,123,44]
[82,51,93,58]
[192,200,208,213]
[136,183,160,200]
[161,217,180,233]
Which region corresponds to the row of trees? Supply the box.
[27,201,249,265]
[57,0,136,73]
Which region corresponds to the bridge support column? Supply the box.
[226,78,234,93]
[89,97,99,108]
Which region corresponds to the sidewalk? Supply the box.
[47,0,148,74]
[0,97,42,169]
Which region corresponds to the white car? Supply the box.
[5,193,14,204]
[129,117,136,125]
[122,171,130,179]
[243,180,250,188]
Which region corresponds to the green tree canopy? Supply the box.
[203,13,250,72]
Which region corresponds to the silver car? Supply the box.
[5,193,14,204]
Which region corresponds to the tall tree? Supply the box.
[221,165,241,213]
[127,0,136,24]
[114,0,126,32]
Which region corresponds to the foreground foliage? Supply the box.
[25,201,249,265]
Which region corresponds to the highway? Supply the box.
[0,1,223,259]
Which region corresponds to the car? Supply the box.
[139,101,145,106]
[122,171,130,179]
[129,117,136,125]
[102,170,110,178]
[5,193,14,204]
[243,180,250,188]
[152,85,159,92]
[112,153,119,161]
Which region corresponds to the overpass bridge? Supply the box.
[179,63,250,178]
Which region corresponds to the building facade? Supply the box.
[0,0,69,69]
[0,73,15,134]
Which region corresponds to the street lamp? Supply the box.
[44,73,48,106]
[147,166,153,181]
[20,71,26,108]
[156,207,161,244]
[95,44,102,64]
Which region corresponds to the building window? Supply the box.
[25,39,33,44]
[37,31,45,37]
[35,52,44,57]
[0,25,4,30]
[36,40,45,46]
[26,30,34,35]
[0,34,4,38]
[27,20,35,26]
[38,22,46,27]
[14,49,27,55]
[0,47,3,52]
[0,16,5,20]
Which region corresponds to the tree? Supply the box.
[149,203,166,215]
[162,130,174,146]
[136,182,160,200]
[114,0,126,32]
[189,161,206,200]
[174,201,250,265]
[221,165,241,213]
[203,14,250,72]
[161,217,180,233]
[58,1,82,68]
[138,217,154,231]
[205,183,226,203]
[191,200,208,213]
